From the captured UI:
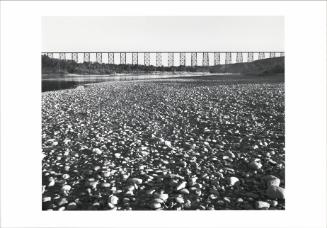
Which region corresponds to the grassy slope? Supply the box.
[207,57,284,76]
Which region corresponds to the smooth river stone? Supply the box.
[228,176,240,186]
[249,160,262,170]
[266,186,285,200]
[154,193,169,201]
[128,178,143,185]
[176,181,187,191]
[255,201,270,209]
[264,175,281,187]
[114,153,121,158]
[92,148,102,155]
[62,174,70,179]
[57,198,68,206]
[175,196,185,204]
[42,196,51,203]
[109,195,119,205]
[150,202,161,209]
[101,182,111,188]
[67,202,77,210]
[179,188,190,194]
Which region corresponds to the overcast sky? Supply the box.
[42,16,284,52]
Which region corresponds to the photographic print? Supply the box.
[41,16,285,211]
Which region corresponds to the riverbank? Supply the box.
[42,71,234,79]
[42,78,285,210]
[42,72,284,92]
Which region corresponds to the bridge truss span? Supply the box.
[42,51,285,67]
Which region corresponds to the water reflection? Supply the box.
[42,73,229,92]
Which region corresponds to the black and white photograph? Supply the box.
[41,16,285,211]
[1,1,326,228]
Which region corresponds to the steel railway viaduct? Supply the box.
[42,51,284,67]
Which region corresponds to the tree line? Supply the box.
[41,55,207,75]
[42,55,284,76]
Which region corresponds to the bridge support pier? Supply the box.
[156,53,162,67]
[236,52,243,63]
[180,53,186,66]
[132,53,138,65]
[258,52,265,60]
[247,52,253,62]
[168,53,174,67]
[191,52,197,67]
[214,52,220,65]
[144,53,150,66]
[120,53,126,65]
[108,53,114,64]
[203,52,209,66]
[47,53,53,58]
[96,53,102,64]
[59,53,66,60]
[72,53,78,62]
[225,52,231,64]
[84,53,90,62]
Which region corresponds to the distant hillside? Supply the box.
[42,55,284,76]
[208,57,284,75]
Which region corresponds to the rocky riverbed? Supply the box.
[42,79,285,210]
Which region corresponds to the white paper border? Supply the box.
[1,1,326,228]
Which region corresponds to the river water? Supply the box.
[42,73,232,92]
